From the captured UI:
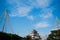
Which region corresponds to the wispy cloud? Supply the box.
[7,0,51,7]
[36,0,51,8]
[26,0,51,8]
[9,6,34,20]
[40,8,53,19]
[10,7,32,17]
[27,16,34,20]
[40,13,53,19]
[17,7,32,17]
[34,22,50,28]
[7,0,53,20]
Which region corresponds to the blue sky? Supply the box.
[0,0,60,37]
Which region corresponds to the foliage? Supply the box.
[25,35,32,40]
[47,29,60,40]
[0,32,22,40]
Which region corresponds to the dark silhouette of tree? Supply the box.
[26,35,32,40]
[47,29,60,40]
[0,32,23,40]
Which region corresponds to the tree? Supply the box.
[47,29,60,40]
[0,32,23,40]
[26,35,32,40]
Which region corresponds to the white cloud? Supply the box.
[8,0,53,19]
[28,0,51,8]
[40,8,53,19]
[34,22,50,28]
[36,0,51,8]
[17,7,32,17]
[7,0,52,8]
[27,16,34,20]
[9,14,17,17]
[9,6,34,20]
[51,25,60,30]
[10,6,32,17]
[40,13,53,19]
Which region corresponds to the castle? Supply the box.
[30,30,42,40]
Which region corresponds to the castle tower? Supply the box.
[30,30,41,40]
